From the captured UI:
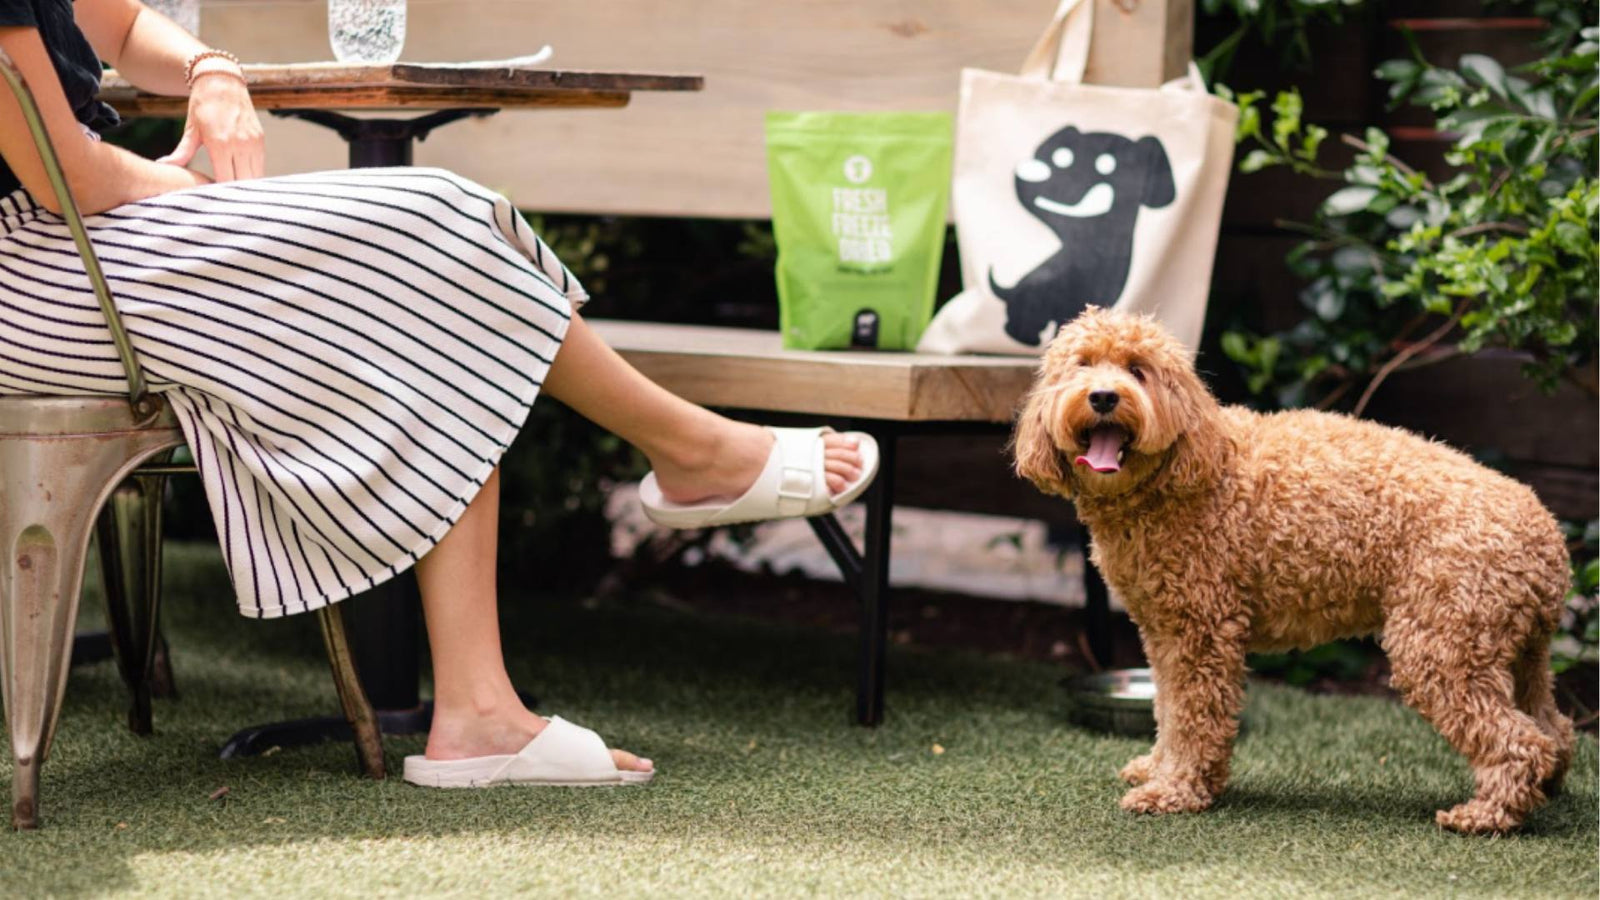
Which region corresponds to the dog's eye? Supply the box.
[1016,158,1051,183]
[1051,147,1075,169]
[1096,153,1117,175]
[1129,363,1146,383]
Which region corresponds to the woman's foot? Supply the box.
[425,696,652,775]
[649,419,865,505]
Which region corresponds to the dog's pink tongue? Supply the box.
[1076,427,1124,473]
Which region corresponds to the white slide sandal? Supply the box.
[402,716,654,788]
[637,427,880,529]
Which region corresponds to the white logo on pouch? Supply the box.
[832,187,892,265]
[843,154,873,184]
[832,154,891,266]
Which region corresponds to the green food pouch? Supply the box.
[765,111,953,350]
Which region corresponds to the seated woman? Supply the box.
[0,0,876,787]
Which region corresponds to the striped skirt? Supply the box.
[0,167,585,618]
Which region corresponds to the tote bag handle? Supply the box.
[1019,0,1095,84]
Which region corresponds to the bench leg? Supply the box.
[1076,522,1113,670]
[95,467,173,736]
[1,427,178,829]
[856,431,896,726]
[805,429,897,726]
[806,429,897,726]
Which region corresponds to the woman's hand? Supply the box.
[155,70,264,181]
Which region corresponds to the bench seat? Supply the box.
[591,320,1039,423]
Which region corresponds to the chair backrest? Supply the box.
[0,48,155,421]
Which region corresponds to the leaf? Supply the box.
[1313,288,1346,321]
[1236,103,1262,142]
[1270,90,1304,151]
[1240,149,1280,173]
[1385,205,1423,229]
[1363,127,1390,159]
[1220,331,1251,363]
[1300,124,1328,160]
[1459,54,1508,98]
[1330,246,1373,277]
[1374,59,1420,82]
[1258,337,1282,372]
[1515,85,1559,120]
[1322,186,1380,216]
[1568,77,1598,119]
[1555,221,1590,255]
[1345,163,1385,187]
[1545,320,1578,346]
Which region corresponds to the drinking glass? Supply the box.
[329,0,407,65]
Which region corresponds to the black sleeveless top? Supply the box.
[0,0,120,195]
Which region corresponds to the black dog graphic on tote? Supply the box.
[990,126,1175,346]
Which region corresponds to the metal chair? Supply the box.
[0,49,385,830]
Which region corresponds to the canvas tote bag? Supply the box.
[917,0,1238,355]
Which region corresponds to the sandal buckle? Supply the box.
[777,466,814,502]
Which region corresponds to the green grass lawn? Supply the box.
[2,543,1596,898]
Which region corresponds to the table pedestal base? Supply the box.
[272,108,495,167]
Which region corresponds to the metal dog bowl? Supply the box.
[1063,668,1157,738]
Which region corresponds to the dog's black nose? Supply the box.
[1089,390,1119,414]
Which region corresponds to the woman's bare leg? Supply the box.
[542,314,865,499]
[416,468,650,771]
[414,312,863,767]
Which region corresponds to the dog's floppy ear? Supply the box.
[1150,348,1227,495]
[1134,136,1175,209]
[1012,384,1071,498]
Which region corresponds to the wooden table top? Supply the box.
[100,62,704,117]
[592,320,1038,424]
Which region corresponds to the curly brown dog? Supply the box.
[1013,308,1575,834]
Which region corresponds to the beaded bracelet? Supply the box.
[183,49,243,88]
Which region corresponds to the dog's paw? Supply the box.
[1119,754,1157,786]
[1435,800,1521,835]
[1119,779,1213,816]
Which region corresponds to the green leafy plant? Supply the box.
[1217,21,1598,413]
[1554,519,1599,675]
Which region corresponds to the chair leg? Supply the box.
[316,605,386,780]
[95,466,172,735]
[149,631,177,700]
[1,427,178,829]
